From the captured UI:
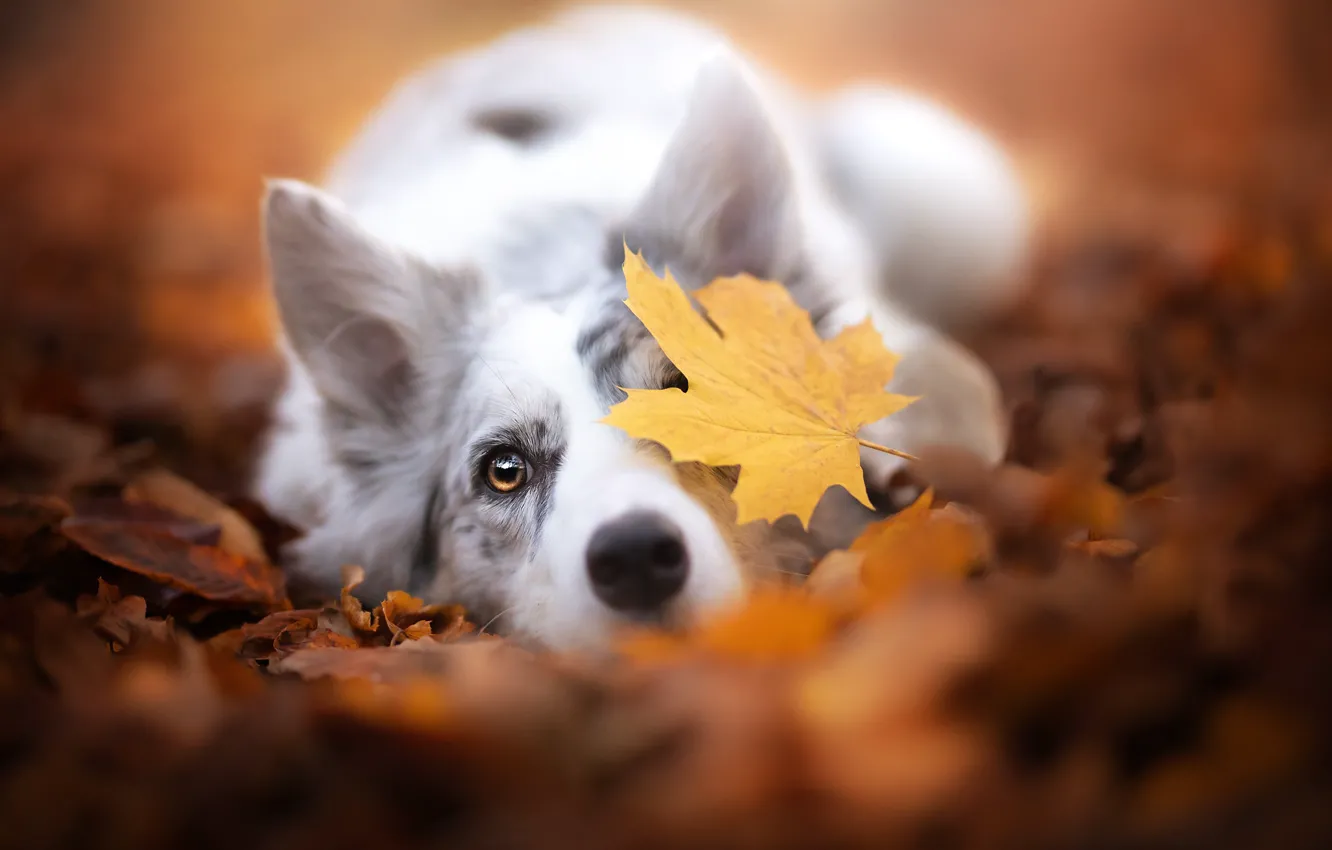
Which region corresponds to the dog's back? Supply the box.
[326,6,1024,317]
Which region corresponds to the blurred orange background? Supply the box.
[1,0,1327,488]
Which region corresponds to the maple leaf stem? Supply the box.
[856,438,917,461]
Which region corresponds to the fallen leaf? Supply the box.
[66,496,222,546]
[380,589,469,645]
[380,589,424,622]
[1131,540,1204,618]
[0,492,70,540]
[238,608,332,660]
[603,248,914,526]
[75,578,175,648]
[1067,537,1139,561]
[1045,459,1127,538]
[305,629,362,650]
[60,505,289,610]
[0,492,71,573]
[1128,698,1308,831]
[805,549,866,607]
[339,566,380,636]
[850,490,990,605]
[274,641,467,682]
[124,468,269,565]
[620,587,838,664]
[0,411,120,494]
[330,676,456,731]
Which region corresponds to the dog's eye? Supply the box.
[485,450,529,494]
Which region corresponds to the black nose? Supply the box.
[586,511,689,612]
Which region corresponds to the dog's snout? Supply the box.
[586,511,689,612]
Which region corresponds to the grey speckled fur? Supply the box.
[253,5,1029,650]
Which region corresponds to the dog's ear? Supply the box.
[262,179,477,424]
[623,56,800,281]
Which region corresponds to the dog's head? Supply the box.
[261,62,821,649]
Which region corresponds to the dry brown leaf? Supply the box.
[238,609,323,660]
[274,641,464,682]
[338,566,381,636]
[1128,699,1309,831]
[60,504,289,610]
[330,571,473,647]
[623,494,986,665]
[805,549,866,607]
[1067,537,1139,561]
[380,589,421,619]
[1130,540,1205,618]
[620,587,838,664]
[698,589,838,661]
[849,490,990,606]
[124,468,269,565]
[381,589,469,644]
[796,596,992,813]
[397,621,434,643]
[0,492,71,573]
[66,497,223,545]
[75,578,175,648]
[304,629,362,651]
[1045,460,1127,538]
[329,676,456,731]
[0,411,121,494]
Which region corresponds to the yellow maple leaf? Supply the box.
[603,248,915,526]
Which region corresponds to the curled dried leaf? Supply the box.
[75,579,174,649]
[238,609,323,660]
[61,507,289,610]
[124,468,269,565]
[846,490,991,606]
[338,565,380,637]
[380,589,470,644]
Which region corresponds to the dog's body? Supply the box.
[256,5,1028,649]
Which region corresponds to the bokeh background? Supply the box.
[2,0,1328,491]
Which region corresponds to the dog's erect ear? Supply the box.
[262,179,475,424]
[624,56,800,281]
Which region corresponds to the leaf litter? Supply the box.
[3,210,1332,850]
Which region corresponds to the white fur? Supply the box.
[819,87,1031,332]
[433,299,743,650]
[254,5,1029,648]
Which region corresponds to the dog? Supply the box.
[254,5,1029,650]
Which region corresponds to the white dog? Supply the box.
[255,5,1028,649]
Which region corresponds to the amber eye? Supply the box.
[485,450,529,494]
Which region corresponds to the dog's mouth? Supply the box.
[611,602,684,632]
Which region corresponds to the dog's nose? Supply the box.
[586,511,689,612]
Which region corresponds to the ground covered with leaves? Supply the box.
[2,197,1331,849]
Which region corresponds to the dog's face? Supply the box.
[432,293,756,648]
[262,62,818,649]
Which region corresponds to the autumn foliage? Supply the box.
[3,205,1332,848]
[5,3,1332,848]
